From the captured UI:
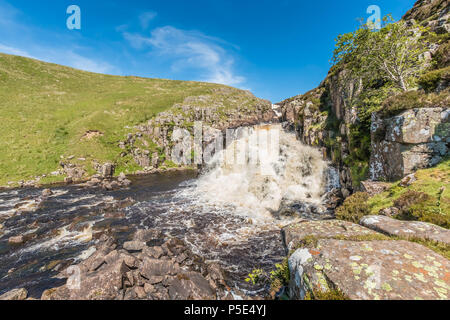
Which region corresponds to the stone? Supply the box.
[0,288,28,300]
[140,258,179,278]
[144,283,155,294]
[42,260,128,300]
[133,229,163,242]
[341,188,351,199]
[168,272,216,300]
[143,246,165,259]
[399,173,417,187]
[379,207,400,218]
[370,108,449,181]
[289,239,450,300]
[101,163,115,178]
[64,177,73,184]
[360,181,391,196]
[42,189,53,197]
[135,286,146,299]
[123,241,146,252]
[8,235,24,245]
[282,220,379,252]
[360,215,450,245]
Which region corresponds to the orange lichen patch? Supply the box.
[309,249,321,256]
[417,268,429,276]
[444,272,450,282]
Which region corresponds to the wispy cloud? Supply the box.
[0,44,34,58]
[123,26,245,86]
[139,11,157,30]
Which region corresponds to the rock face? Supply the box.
[41,232,230,300]
[370,108,449,181]
[117,92,275,171]
[360,215,450,245]
[403,0,450,34]
[289,239,450,300]
[282,220,380,252]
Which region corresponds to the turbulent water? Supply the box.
[0,125,339,298]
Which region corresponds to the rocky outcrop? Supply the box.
[282,220,379,252]
[41,231,243,300]
[288,239,450,300]
[118,91,275,171]
[370,107,449,181]
[0,288,28,300]
[403,0,449,34]
[360,215,450,245]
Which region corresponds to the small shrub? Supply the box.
[393,190,449,228]
[380,88,450,118]
[394,190,430,215]
[380,91,425,117]
[245,269,266,285]
[433,41,450,69]
[418,67,450,93]
[269,258,290,290]
[335,192,370,223]
[305,288,349,300]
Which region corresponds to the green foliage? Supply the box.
[368,159,450,228]
[433,40,450,69]
[269,259,290,287]
[333,15,430,92]
[418,66,450,93]
[305,288,349,300]
[335,192,370,223]
[380,88,449,118]
[245,269,265,285]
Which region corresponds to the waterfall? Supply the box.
[185,124,337,221]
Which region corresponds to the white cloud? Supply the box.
[139,11,157,30]
[123,26,245,86]
[0,44,34,58]
[63,51,115,74]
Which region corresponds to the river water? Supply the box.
[0,125,339,299]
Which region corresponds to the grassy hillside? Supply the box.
[0,53,259,185]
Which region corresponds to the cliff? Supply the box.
[278,0,449,196]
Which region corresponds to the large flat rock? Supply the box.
[360,215,450,245]
[282,220,380,252]
[289,239,450,300]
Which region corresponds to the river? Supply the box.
[0,125,339,299]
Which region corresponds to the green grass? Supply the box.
[367,159,450,228]
[0,53,261,185]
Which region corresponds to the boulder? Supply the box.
[399,173,417,187]
[282,220,379,252]
[168,272,216,300]
[0,288,28,300]
[360,181,391,196]
[289,239,450,300]
[370,108,449,181]
[42,189,53,197]
[123,241,146,252]
[8,235,24,245]
[139,257,180,278]
[133,229,163,242]
[101,163,115,178]
[360,215,450,245]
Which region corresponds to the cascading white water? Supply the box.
[184,124,336,221]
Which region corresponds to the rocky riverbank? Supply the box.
[1,230,260,301]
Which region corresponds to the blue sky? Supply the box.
[0,0,416,102]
